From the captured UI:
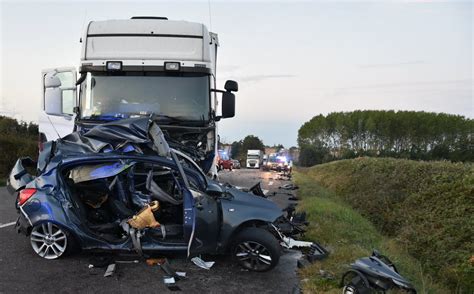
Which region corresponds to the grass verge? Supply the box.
[294,169,450,293]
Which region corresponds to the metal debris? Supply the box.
[191,256,215,270]
[103,263,116,277]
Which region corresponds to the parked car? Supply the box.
[231,159,241,169]
[218,158,234,171]
[7,118,305,271]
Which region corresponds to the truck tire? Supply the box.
[231,227,281,272]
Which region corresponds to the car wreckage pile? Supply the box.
[8,118,319,270]
[8,118,417,292]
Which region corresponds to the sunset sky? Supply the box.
[1,0,472,147]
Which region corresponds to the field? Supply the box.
[295,157,473,293]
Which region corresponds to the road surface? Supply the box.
[0,168,301,293]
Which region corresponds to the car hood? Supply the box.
[220,185,283,223]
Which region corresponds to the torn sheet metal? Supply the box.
[191,257,215,270]
[47,118,154,164]
[69,162,134,183]
[341,251,416,293]
[149,122,170,157]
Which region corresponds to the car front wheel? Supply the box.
[232,227,281,272]
[30,222,72,259]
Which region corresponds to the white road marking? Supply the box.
[269,181,274,186]
[0,221,16,228]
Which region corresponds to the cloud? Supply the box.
[218,65,241,73]
[327,79,472,91]
[358,60,426,69]
[237,74,296,83]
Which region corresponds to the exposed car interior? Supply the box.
[63,160,186,243]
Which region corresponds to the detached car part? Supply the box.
[341,250,416,294]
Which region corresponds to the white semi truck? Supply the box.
[246,149,263,168]
[39,16,238,177]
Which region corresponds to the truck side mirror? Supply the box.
[42,69,77,116]
[224,80,238,92]
[44,73,63,116]
[221,91,235,118]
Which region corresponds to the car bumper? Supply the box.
[15,214,31,235]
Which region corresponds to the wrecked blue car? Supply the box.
[7,118,305,271]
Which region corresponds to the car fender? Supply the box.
[217,188,283,250]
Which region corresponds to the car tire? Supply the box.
[30,222,76,259]
[231,227,281,272]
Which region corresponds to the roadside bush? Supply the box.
[0,116,38,183]
[305,158,473,291]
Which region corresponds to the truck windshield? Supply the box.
[80,72,210,122]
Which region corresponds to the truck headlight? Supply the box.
[106,61,122,71]
[165,62,181,71]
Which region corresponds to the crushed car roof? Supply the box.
[39,118,170,173]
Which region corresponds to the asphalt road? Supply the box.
[0,169,301,294]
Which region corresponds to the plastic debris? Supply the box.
[103,263,116,277]
[279,183,299,190]
[163,276,176,284]
[281,237,314,249]
[191,257,215,270]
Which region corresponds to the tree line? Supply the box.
[298,110,473,166]
[0,116,39,181]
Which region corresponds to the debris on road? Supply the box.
[103,263,116,277]
[116,260,139,264]
[89,255,115,268]
[279,184,299,190]
[191,257,215,270]
[163,276,181,291]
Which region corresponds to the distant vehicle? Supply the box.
[246,150,263,168]
[217,149,233,171]
[232,159,241,169]
[263,153,289,172]
[218,159,233,171]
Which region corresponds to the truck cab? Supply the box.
[246,149,262,168]
[39,17,237,178]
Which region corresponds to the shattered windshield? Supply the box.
[80,72,210,122]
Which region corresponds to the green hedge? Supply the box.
[305,158,473,291]
[0,116,38,182]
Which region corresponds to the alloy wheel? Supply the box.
[30,222,67,259]
[235,241,272,271]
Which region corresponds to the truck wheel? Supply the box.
[30,222,75,259]
[231,227,281,272]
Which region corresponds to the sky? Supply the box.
[1,0,472,147]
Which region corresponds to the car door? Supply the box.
[172,150,220,256]
[39,67,77,143]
